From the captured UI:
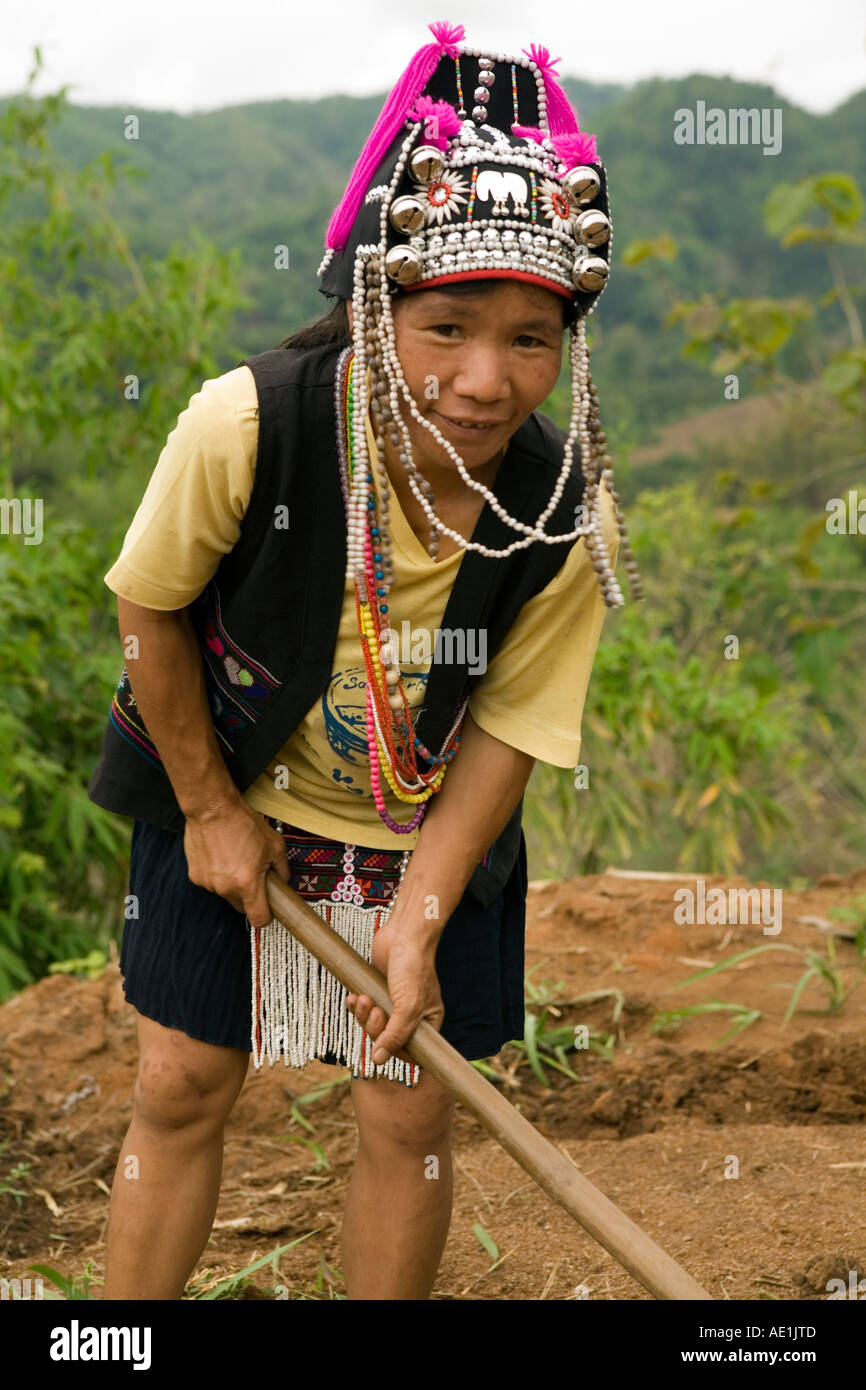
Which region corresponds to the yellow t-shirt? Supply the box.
[105,363,620,849]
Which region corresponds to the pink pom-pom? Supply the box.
[551,129,599,168]
[428,20,465,56]
[521,42,579,137]
[523,44,562,78]
[408,95,463,149]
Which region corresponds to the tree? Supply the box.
[0,50,248,994]
[525,169,866,882]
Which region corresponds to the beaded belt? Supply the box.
[253,817,420,1085]
[264,816,411,906]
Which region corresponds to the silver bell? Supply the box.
[389,195,427,234]
[410,145,445,183]
[574,209,611,248]
[473,87,490,104]
[562,165,601,207]
[573,256,609,292]
[384,245,423,285]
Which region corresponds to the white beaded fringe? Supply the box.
[250,900,420,1086]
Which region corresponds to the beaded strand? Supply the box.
[338,345,467,833]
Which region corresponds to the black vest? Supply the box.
[87,341,587,904]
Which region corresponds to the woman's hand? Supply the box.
[183,800,290,927]
[346,925,444,1065]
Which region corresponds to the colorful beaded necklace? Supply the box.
[335,346,469,834]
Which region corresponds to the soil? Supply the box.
[2,866,865,1301]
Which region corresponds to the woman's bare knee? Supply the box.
[351,1072,454,1154]
[131,1012,248,1135]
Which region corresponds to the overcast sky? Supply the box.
[4,0,864,115]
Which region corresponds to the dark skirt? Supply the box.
[120,815,527,1065]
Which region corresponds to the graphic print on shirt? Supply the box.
[320,667,430,794]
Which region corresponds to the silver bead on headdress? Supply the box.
[317,20,643,608]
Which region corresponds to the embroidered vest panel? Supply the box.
[86,341,587,903]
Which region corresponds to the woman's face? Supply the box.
[348,278,565,478]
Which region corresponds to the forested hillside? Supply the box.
[4,74,863,439]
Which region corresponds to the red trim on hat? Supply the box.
[399,269,575,302]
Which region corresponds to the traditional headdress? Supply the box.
[315,20,644,836]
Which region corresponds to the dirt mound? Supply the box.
[792,1251,866,1300]
[529,1031,866,1139]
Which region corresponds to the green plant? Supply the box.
[0,52,248,998]
[290,1253,347,1300]
[279,1136,331,1172]
[651,1000,762,1047]
[0,1160,32,1207]
[308,1252,346,1300]
[667,172,864,404]
[491,970,623,1088]
[828,893,866,955]
[48,949,108,980]
[526,165,866,887]
[184,1233,316,1300]
[29,1261,101,1300]
[285,1075,352,1133]
[473,1223,499,1265]
[662,936,866,1026]
[275,1073,352,1171]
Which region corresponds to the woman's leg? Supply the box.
[103,1011,249,1300]
[341,1071,455,1300]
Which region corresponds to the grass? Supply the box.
[472,1223,499,1264]
[289,1251,346,1300]
[652,1000,763,1048]
[183,1233,317,1299]
[47,950,108,980]
[652,904,866,1044]
[471,967,624,1088]
[274,1073,353,1172]
[284,1074,352,1132]
[25,1237,326,1301]
[28,1261,101,1300]
[827,892,866,939]
[661,934,865,1025]
[5,1070,350,1303]
[0,1139,32,1207]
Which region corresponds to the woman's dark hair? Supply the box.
[275,278,577,350]
[274,297,351,350]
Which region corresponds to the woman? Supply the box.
[88,20,641,1301]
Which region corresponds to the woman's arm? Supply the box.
[116,595,289,925]
[389,707,534,946]
[346,708,535,1064]
[116,596,242,820]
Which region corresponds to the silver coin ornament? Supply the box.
[573,256,609,292]
[574,209,611,248]
[384,244,423,284]
[409,145,445,183]
[389,195,427,234]
[562,165,601,207]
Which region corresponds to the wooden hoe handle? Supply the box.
[265,872,713,1301]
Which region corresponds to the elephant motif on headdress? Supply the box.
[474,169,530,217]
